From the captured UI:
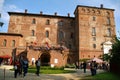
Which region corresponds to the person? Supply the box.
[35,58,41,76]
[83,61,87,73]
[90,61,97,76]
[0,58,3,66]
[94,61,97,75]
[14,59,20,78]
[90,61,95,76]
[22,57,29,77]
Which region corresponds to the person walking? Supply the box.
[22,57,29,77]
[90,61,95,76]
[83,61,87,73]
[14,59,20,78]
[35,58,41,76]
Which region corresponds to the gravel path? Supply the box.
[0,65,104,80]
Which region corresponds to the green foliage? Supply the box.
[65,64,75,68]
[111,37,120,64]
[102,54,111,62]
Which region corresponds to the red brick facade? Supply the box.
[0,5,116,67]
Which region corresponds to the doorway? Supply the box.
[40,53,50,66]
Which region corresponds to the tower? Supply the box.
[74,5,116,60]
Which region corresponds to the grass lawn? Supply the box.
[81,72,120,80]
[28,66,76,74]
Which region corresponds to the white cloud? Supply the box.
[1,4,23,32]
[0,0,4,12]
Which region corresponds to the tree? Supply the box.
[110,37,120,74]
[110,37,120,63]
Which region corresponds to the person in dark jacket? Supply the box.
[83,61,87,73]
[14,59,20,78]
[22,57,29,77]
[35,58,41,76]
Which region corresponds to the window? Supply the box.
[70,21,74,27]
[12,40,15,47]
[46,19,50,25]
[70,33,74,39]
[93,37,96,41]
[92,9,95,13]
[92,27,96,36]
[45,30,49,38]
[88,55,90,58]
[32,30,35,36]
[68,44,72,49]
[59,31,64,40]
[107,17,111,25]
[32,18,36,24]
[58,20,63,27]
[107,28,111,36]
[3,39,7,47]
[93,44,96,49]
[93,16,96,21]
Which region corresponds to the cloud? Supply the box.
[0,0,4,12]
[1,4,23,32]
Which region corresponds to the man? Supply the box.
[83,61,87,73]
[35,58,41,76]
[22,57,29,77]
[14,59,20,78]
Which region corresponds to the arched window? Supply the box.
[107,17,111,25]
[46,30,49,38]
[92,27,96,36]
[32,30,35,36]
[32,18,36,24]
[59,31,64,40]
[3,39,7,47]
[46,19,50,25]
[12,40,15,47]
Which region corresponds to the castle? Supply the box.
[0,4,116,67]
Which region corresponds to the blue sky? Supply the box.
[0,0,120,37]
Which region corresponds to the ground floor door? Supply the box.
[40,53,50,66]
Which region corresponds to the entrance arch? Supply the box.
[40,53,50,66]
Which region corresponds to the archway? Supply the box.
[40,52,50,66]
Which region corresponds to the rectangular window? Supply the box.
[107,28,111,36]
[92,27,96,36]
[107,17,111,25]
[93,37,96,41]
[93,16,96,21]
[93,44,96,49]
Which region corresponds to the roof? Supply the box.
[0,33,23,37]
[74,5,115,14]
[8,12,75,19]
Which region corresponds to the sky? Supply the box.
[0,0,120,37]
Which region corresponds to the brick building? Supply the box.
[0,5,116,67]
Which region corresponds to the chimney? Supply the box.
[40,11,43,15]
[25,9,27,13]
[54,12,57,16]
[100,4,103,8]
[68,13,70,17]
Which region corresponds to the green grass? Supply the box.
[28,66,76,74]
[28,69,75,74]
[81,72,120,80]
